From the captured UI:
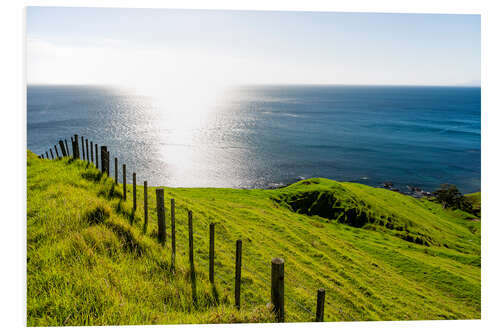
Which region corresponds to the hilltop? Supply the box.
[27,151,480,326]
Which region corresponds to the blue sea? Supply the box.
[27,85,480,193]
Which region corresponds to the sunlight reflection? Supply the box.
[137,83,233,185]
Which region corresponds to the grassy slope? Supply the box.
[27,151,481,326]
[465,192,481,217]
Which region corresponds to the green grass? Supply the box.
[27,151,481,326]
[464,192,481,217]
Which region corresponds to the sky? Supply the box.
[26,7,481,89]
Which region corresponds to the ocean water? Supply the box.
[27,85,480,193]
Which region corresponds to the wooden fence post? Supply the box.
[54,145,60,159]
[122,164,127,201]
[100,146,107,174]
[171,198,176,270]
[59,140,67,157]
[271,257,285,322]
[315,288,325,322]
[102,147,109,175]
[235,239,242,310]
[49,148,54,159]
[114,157,118,184]
[73,134,79,159]
[188,211,194,273]
[103,151,108,174]
[188,210,196,301]
[90,141,93,164]
[133,173,137,211]
[143,181,148,233]
[156,188,166,245]
[102,147,110,177]
[85,139,89,162]
[64,139,69,157]
[71,138,75,159]
[95,143,98,169]
[209,223,215,283]
[81,136,85,160]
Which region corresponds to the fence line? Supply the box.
[38,134,328,323]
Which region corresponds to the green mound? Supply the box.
[27,151,481,325]
[273,178,479,249]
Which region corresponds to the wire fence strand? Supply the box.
[241,264,269,286]
[286,294,314,316]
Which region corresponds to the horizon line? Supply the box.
[26,82,481,88]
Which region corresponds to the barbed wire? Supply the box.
[286,294,314,316]
[241,264,269,286]
[284,273,316,298]
[218,274,232,288]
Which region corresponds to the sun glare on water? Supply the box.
[123,79,234,186]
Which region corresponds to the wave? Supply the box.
[381,121,480,136]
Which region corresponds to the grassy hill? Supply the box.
[465,192,481,217]
[27,151,481,326]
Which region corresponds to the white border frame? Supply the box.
[2,0,498,332]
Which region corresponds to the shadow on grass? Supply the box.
[190,270,198,305]
[97,182,123,201]
[106,219,145,256]
[64,157,77,165]
[114,199,140,226]
[129,209,136,226]
[81,169,104,183]
[211,284,220,306]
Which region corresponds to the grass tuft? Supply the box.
[84,203,110,225]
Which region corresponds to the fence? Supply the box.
[38,134,328,323]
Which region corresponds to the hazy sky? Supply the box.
[27,7,481,88]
